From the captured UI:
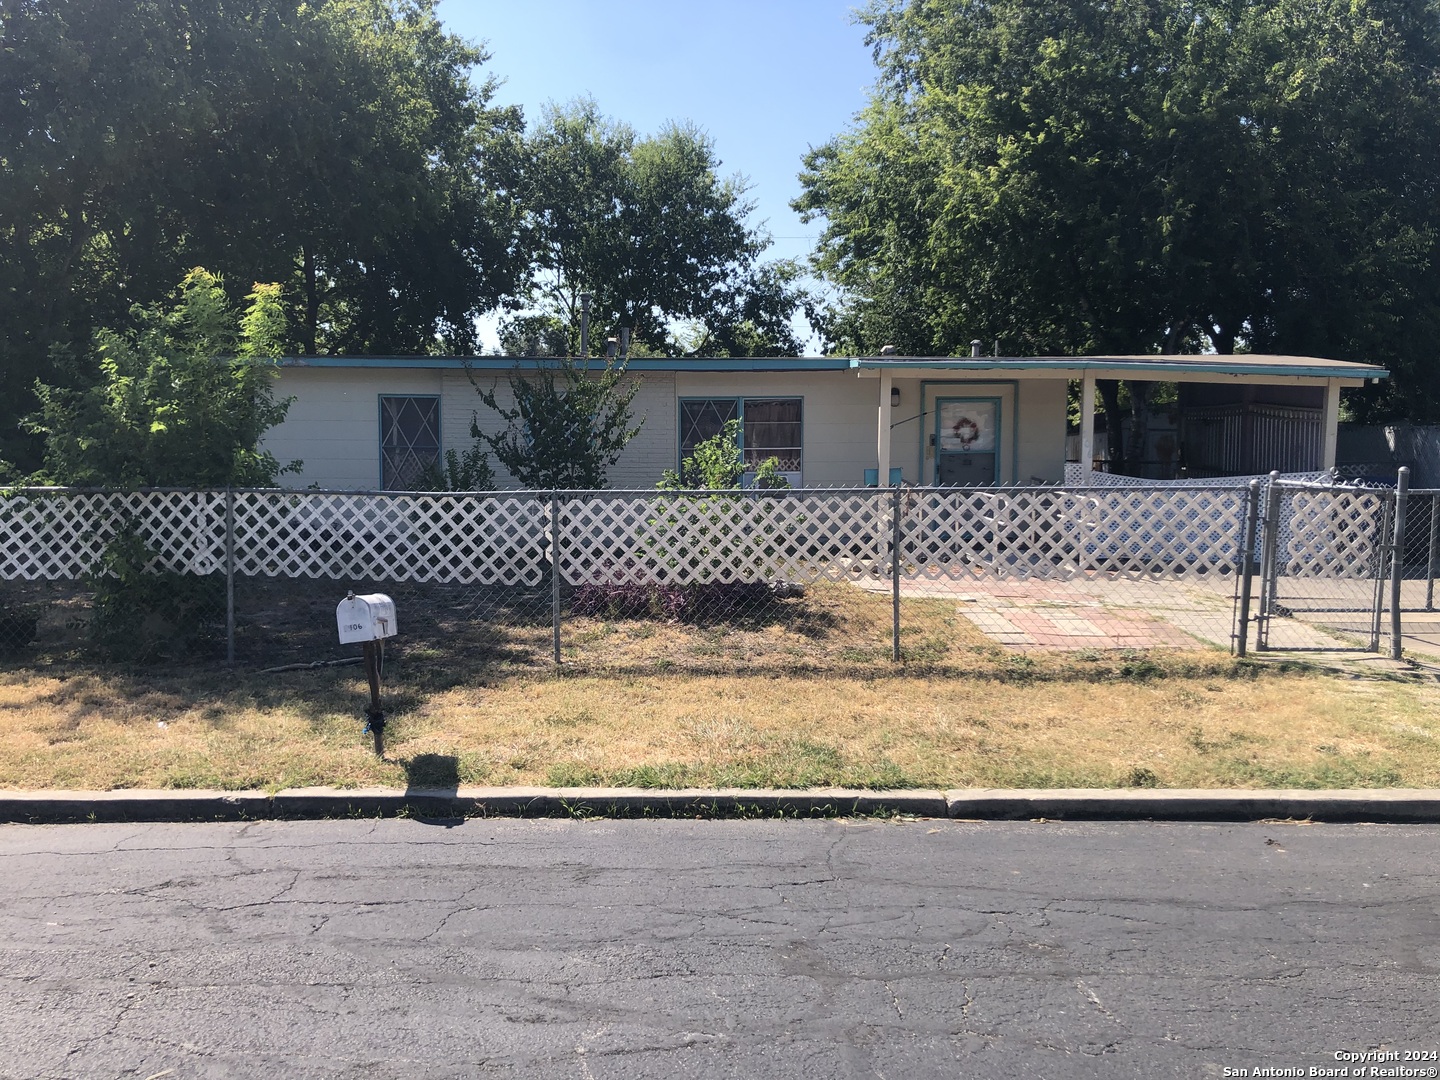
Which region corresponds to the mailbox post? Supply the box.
[336,592,397,752]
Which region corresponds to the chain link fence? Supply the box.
[1254,479,1392,653]
[1244,469,1440,662]
[1386,480,1440,662]
[3,478,1431,672]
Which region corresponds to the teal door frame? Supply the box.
[933,395,1002,485]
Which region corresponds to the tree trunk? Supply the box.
[1211,323,1236,355]
[1097,379,1125,472]
[1126,380,1151,474]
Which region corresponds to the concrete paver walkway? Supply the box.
[862,574,1354,651]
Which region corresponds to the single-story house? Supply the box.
[258,353,1389,491]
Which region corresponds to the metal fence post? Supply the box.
[891,486,902,662]
[1235,479,1262,658]
[1425,494,1438,612]
[551,491,562,665]
[224,487,235,665]
[1255,471,1282,651]
[1369,496,1390,652]
[1390,466,1410,660]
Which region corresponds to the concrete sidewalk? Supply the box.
[4,785,1440,824]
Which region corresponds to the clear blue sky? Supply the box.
[437,0,878,348]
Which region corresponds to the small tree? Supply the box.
[24,268,299,661]
[644,419,793,594]
[660,420,743,490]
[659,420,792,490]
[472,357,641,489]
[27,268,298,488]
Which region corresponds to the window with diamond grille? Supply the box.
[379,396,441,490]
[679,399,740,459]
[680,398,802,484]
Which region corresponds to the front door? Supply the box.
[935,397,1000,485]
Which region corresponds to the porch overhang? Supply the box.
[849,353,1388,387]
[858,354,1388,484]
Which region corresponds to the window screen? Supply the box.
[379,396,440,490]
[742,398,802,473]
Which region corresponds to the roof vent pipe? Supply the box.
[970,339,982,357]
[579,292,591,358]
[880,344,897,357]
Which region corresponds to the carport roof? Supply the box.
[848,353,1388,382]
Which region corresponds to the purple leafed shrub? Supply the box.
[570,580,782,623]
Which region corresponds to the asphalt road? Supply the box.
[1,818,1437,1080]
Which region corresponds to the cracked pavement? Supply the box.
[1,818,1437,1079]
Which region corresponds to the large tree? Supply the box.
[795,0,1440,420]
[0,0,526,470]
[505,99,807,358]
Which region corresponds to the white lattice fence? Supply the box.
[1277,487,1387,579]
[1082,487,1246,576]
[0,490,225,580]
[898,486,1246,579]
[557,491,892,586]
[231,492,550,584]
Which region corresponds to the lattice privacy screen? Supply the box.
[0,491,226,579]
[898,487,1247,580]
[2,486,1267,587]
[1275,486,1388,579]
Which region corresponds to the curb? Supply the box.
[3,786,1440,825]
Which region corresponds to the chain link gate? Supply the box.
[1250,473,1401,656]
[1383,480,1440,663]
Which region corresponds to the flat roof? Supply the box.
[849,353,1388,380]
[273,353,1388,380]
[275,356,853,372]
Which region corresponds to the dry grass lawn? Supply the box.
[3,653,1439,792]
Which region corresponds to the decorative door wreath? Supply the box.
[950,416,981,448]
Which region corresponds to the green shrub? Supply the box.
[416,445,497,491]
[86,526,225,663]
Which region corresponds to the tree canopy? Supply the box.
[795,0,1440,420]
[503,100,807,359]
[1,0,525,469]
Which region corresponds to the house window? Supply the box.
[679,397,802,485]
[379,396,440,490]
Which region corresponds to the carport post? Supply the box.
[1079,371,1096,484]
[891,485,902,662]
[877,369,894,486]
[1235,479,1262,658]
[1390,466,1410,660]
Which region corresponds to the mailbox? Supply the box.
[336,592,397,644]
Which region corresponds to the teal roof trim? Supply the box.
[270,354,1387,379]
[848,356,1389,379]
[275,356,853,373]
